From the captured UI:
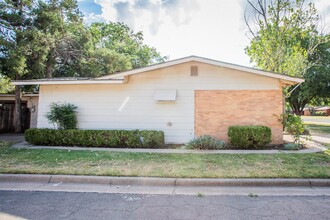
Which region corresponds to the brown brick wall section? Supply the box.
[195,90,283,144]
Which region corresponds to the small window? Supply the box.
[154,89,177,101]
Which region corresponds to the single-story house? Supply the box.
[0,94,39,133]
[303,106,330,116]
[12,56,303,144]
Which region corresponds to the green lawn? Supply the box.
[1,141,329,178]
[306,124,330,134]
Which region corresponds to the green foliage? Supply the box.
[314,111,327,116]
[0,0,34,81]
[245,0,329,114]
[285,114,306,144]
[0,75,14,93]
[245,0,319,76]
[31,0,86,78]
[46,103,78,130]
[228,126,272,149]
[88,22,167,69]
[287,40,330,114]
[283,143,302,151]
[24,129,165,148]
[196,192,204,197]
[186,135,225,150]
[0,1,166,82]
[78,48,132,77]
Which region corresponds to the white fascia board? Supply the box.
[12,79,125,86]
[98,56,304,84]
[96,57,193,79]
[195,57,305,83]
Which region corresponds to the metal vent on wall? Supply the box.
[154,89,177,102]
[191,65,198,76]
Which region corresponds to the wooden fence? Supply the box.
[0,102,30,133]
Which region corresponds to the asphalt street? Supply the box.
[0,190,329,220]
[302,116,330,125]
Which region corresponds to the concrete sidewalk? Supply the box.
[0,133,25,142]
[12,141,326,154]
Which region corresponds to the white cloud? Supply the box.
[92,0,330,67]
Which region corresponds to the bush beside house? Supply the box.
[228,125,272,149]
[25,129,165,148]
[46,103,78,130]
[186,135,225,150]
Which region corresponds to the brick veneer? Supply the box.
[195,90,283,144]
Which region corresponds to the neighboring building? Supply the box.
[13,56,303,144]
[0,94,39,133]
[303,106,330,116]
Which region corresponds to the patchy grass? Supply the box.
[0,141,329,178]
[306,124,330,134]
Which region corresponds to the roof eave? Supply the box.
[98,55,304,84]
[12,79,125,86]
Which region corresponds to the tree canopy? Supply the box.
[245,0,330,114]
[0,0,166,83]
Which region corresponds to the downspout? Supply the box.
[285,82,303,98]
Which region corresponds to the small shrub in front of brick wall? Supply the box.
[283,143,302,151]
[186,135,225,150]
[228,125,271,149]
[25,128,165,148]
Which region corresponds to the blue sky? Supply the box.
[77,0,330,67]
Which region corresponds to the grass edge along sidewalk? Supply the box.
[1,141,329,179]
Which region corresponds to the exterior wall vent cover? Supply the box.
[154,89,177,101]
[191,65,198,76]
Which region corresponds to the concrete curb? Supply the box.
[0,174,329,187]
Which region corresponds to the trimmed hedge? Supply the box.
[25,129,165,148]
[228,125,272,149]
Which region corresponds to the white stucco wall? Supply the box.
[27,96,39,128]
[37,62,280,143]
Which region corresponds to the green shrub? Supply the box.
[46,103,78,130]
[139,130,165,148]
[228,125,272,149]
[186,135,225,150]
[315,111,326,116]
[286,114,306,144]
[25,129,165,148]
[283,143,302,151]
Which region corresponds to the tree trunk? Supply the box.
[291,103,305,115]
[46,50,55,78]
[46,63,53,78]
[14,85,22,133]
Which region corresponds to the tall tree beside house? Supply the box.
[0,0,34,132]
[31,0,85,78]
[56,21,167,77]
[244,0,329,114]
[88,22,167,68]
[287,40,330,112]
